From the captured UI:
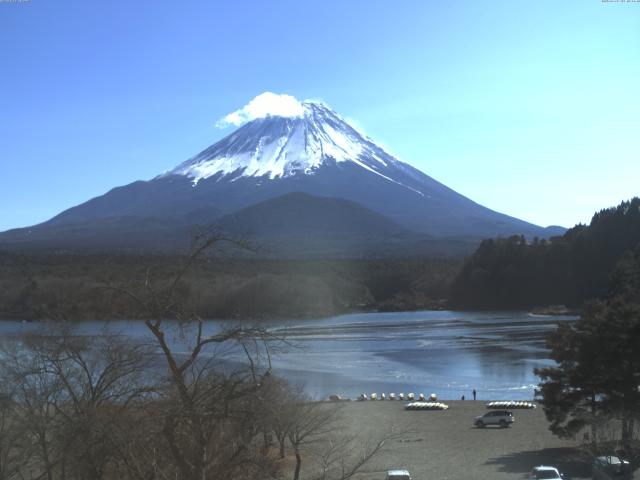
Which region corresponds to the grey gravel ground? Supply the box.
[330,401,593,480]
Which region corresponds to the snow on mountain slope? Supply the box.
[0,92,561,249]
[168,95,423,195]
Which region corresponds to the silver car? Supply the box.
[473,410,514,428]
[386,469,411,480]
[529,465,563,479]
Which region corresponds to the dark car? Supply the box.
[592,455,631,480]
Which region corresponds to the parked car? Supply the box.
[529,465,563,479]
[473,410,514,428]
[592,455,631,479]
[386,469,411,480]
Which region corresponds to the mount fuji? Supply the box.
[0,93,563,256]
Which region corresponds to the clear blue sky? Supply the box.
[1,0,638,231]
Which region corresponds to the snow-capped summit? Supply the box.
[168,95,418,194]
[216,92,306,127]
[0,93,561,254]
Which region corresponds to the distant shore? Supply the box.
[530,304,580,316]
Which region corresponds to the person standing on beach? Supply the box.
[472,389,477,400]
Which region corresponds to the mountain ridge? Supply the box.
[0,192,479,257]
[0,94,565,255]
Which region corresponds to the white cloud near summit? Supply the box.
[217,92,305,128]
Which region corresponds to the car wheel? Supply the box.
[476,421,485,428]
[499,419,508,428]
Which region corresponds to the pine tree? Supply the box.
[535,246,640,450]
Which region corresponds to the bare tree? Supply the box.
[109,232,282,480]
[283,392,404,480]
[0,388,32,480]
[259,376,294,459]
[39,332,155,479]
[0,328,155,480]
[309,430,403,480]
[0,338,62,480]
[287,399,342,480]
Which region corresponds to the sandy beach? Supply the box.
[330,400,593,480]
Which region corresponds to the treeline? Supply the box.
[0,252,462,321]
[450,197,640,309]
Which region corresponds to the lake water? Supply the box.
[0,310,576,401]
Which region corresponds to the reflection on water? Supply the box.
[0,310,576,400]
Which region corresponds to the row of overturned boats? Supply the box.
[357,392,438,402]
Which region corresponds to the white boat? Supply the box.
[404,401,449,411]
[486,400,536,409]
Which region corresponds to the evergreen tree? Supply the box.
[535,246,640,450]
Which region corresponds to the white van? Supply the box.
[386,469,411,480]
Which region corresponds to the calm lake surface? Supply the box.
[0,310,577,401]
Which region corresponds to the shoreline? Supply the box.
[0,305,580,323]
